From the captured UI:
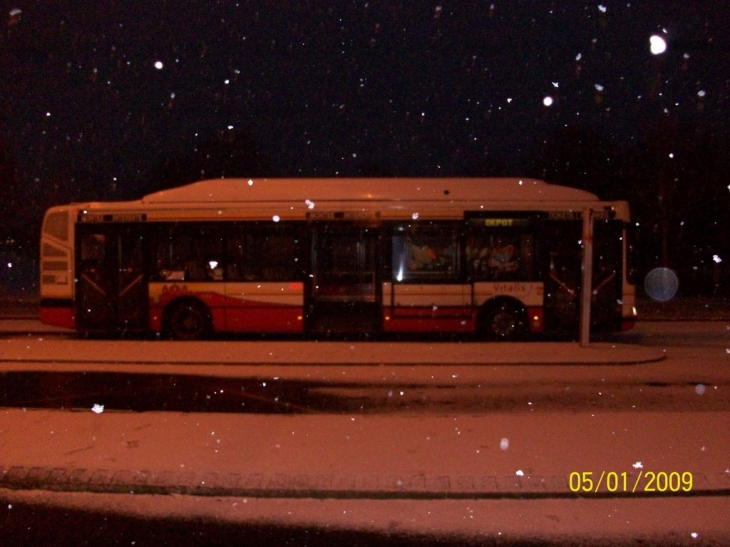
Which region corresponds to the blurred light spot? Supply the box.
[633,461,643,469]
[272,215,280,222]
[695,384,706,395]
[644,267,679,302]
[91,404,104,414]
[8,8,21,26]
[154,61,164,69]
[650,35,667,55]
[515,469,524,476]
[713,255,722,263]
[543,96,554,107]
[500,438,509,450]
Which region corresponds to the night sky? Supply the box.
[1,1,729,286]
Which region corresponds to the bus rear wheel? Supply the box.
[165,299,211,340]
[477,300,526,341]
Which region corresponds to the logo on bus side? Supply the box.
[482,282,543,297]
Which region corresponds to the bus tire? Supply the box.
[477,299,526,341]
[165,299,211,341]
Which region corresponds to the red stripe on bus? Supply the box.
[39,306,76,330]
[226,307,303,333]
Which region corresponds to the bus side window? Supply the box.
[228,224,302,282]
[226,237,247,280]
[392,224,460,282]
[152,226,224,282]
[258,233,300,281]
[467,232,534,281]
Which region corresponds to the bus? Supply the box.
[39,177,637,340]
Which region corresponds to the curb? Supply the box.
[2,466,728,500]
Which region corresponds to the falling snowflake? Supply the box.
[632,461,643,469]
[91,404,104,414]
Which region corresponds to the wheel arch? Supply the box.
[162,295,213,340]
[475,295,528,340]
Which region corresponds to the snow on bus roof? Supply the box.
[141,178,600,204]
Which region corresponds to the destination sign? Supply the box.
[547,211,582,221]
[78,213,147,223]
[548,210,612,221]
[468,218,531,227]
[307,211,379,220]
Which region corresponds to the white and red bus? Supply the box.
[39,177,636,339]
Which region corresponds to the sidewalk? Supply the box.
[1,408,728,500]
[1,337,665,366]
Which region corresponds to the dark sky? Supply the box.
[1,1,729,210]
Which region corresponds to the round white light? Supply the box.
[650,35,667,55]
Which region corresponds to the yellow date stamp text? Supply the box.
[568,471,693,493]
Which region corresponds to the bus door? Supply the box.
[542,217,624,335]
[591,218,624,331]
[307,223,381,334]
[76,225,149,334]
[543,219,582,335]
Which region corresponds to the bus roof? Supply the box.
[141,178,600,204]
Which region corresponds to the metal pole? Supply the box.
[579,208,594,347]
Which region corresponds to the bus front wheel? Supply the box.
[477,300,526,341]
[165,299,211,340]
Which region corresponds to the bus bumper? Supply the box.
[39,300,75,330]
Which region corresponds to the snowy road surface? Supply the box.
[0,320,728,545]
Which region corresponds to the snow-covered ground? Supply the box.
[0,321,728,544]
